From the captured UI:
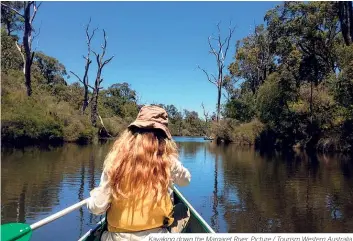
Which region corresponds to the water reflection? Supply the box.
[1,138,353,240]
[207,144,353,232]
[1,143,111,240]
[177,141,205,159]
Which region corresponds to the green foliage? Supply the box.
[223,90,256,122]
[101,82,138,118]
[228,24,275,93]
[1,73,63,143]
[181,110,205,136]
[34,52,68,85]
[1,1,24,36]
[213,119,264,145]
[1,48,208,145]
[222,1,353,153]
[1,71,96,144]
[156,104,206,137]
[1,28,23,72]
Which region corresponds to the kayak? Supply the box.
[78,186,215,241]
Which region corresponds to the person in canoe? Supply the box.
[87,105,192,240]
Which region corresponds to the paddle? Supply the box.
[1,198,90,241]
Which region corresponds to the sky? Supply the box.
[34,1,278,117]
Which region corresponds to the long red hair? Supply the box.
[103,127,178,204]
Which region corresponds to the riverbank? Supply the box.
[1,67,207,146]
[213,119,353,154]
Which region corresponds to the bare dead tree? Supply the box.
[91,29,114,127]
[201,102,210,136]
[198,22,235,122]
[70,18,97,114]
[201,102,210,123]
[1,1,42,96]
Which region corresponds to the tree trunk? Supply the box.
[2,1,39,96]
[90,29,114,127]
[6,22,12,36]
[82,85,89,114]
[24,58,32,96]
[214,86,223,121]
[23,3,33,96]
[22,2,35,96]
[91,88,99,127]
[198,23,235,123]
[338,1,353,46]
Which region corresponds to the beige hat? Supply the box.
[128,105,172,139]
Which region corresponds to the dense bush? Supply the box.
[221,2,353,153]
[213,119,264,145]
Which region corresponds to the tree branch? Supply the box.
[85,18,98,45]
[98,114,112,137]
[70,71,83,84]
[201,102,209,121]
[99,29,108,63]
[30,51,35,66]
[15,41,25,73]
[1,3,24,18]
[30,2,42,24]
[222,92,229,101]
[102,55,114,68]
[223,26,235,61]
[197,65,217,86]
[208,36,218,57]
[92,50,100,66]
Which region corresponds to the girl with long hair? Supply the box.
[87,105,191,240]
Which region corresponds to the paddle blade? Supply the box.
[1,223,32,241]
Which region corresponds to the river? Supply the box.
[1,137,353,240]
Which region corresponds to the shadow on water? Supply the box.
[1,142,112,240]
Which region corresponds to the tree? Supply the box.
[164,104,179,121]
[223,90,256,122]
[1,27,23,72]
[70,18,97,114]
[1,1,23,36]
[198,22,235,122]
[34,52,67,85]
[265,1,340,140]
[90,29,114,127]
[337,1,353,46]
[228,24,274,94]
[1,1,41,96]
[103,82,137,117]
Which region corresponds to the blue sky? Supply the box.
[34,1,278,117]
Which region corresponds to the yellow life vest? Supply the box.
[107,191,174,232]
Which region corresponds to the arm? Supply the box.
[87,171,111,215]
[170,157,191,187]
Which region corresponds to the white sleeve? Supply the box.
[87,171,111,215]
[170,157,191,187]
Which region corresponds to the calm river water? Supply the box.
[1,137,353,240]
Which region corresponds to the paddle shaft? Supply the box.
[30,198,90,230]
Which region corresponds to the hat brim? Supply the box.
[128,120,172,139]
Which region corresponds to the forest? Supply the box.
[215,1,353,153]
[1,1,353,153]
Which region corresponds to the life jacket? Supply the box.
[107,191,174,232]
